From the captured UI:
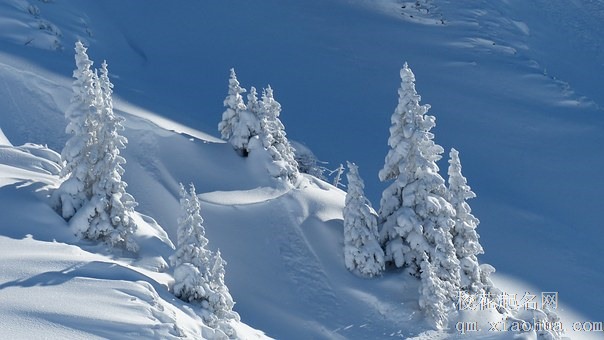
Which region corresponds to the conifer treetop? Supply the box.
[343,161,384,278]
[378,62,441,184]
[448,148,477,204]
[218,68,247,141]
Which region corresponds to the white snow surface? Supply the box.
[0,0,602,339]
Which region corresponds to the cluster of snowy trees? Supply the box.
[218,69,299,185]
[342,63,494,329]
[53,42,557,335]
[215,63,496,328]
[216,64,492,327]
[218,69,353,186]
[53,42,237,336]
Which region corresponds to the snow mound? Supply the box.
[199,186,288,206]
[0,129,269,340]
[0,236,205,339]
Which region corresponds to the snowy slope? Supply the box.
[0,99,441,338]
[0,141,268,339]
[1,97,599,339]
[1,0,603,339]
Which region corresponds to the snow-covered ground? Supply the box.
[0,0,602,339]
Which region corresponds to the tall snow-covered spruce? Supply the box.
[53,40,96,219]
[447,148,485,294]
[419,253,450,329]
[258,85,299,184]
[378,63,460,328]
[209,249,239,323]
[218,69,260,156]
[54,42,137,251]
[218,68,246,142]
[170,183,238,333]
[246,86,261,117]
[343,161,384,277]
[170,183,214,306]
[84,61,138,251]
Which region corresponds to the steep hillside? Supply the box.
[0,0,602,339]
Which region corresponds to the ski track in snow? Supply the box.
[0,59,69,149]
[199,187,287,206]
[276,192,339,322]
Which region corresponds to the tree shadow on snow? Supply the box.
[0,261,150,290]
[0,259,205,339]
[0,181,74,242]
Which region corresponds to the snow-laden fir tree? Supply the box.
[170,184,239,335]
[53,40,96,219]
[378,62,458,276]
[343,161,384,277]
[218,69,261,156]
[447,148,485,293]
[378,63,460,324]
[170,183,214,306]
[53,43,138,251]
[206,249,239,337]
[419,252,450,329]
[218,68,246,141]
[246,86,261,118]
[209,249,239,322]
[258,86,299,183]
[235,87,262,156]
[79,61,138,251]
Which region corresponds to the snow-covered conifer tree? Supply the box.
[343,161,384,277]
[419,252,451,329]
[258,86,299,183]
[378,62,458,274]
[53,43,138,251]
[246,86,261,118]
[218,69,260,156]
[170,183,214,305]
[170,184,239,335]
[208,249,239,322]
[78,61,138,251]
[53,41,96,219]
[378,63,460,312]
[447,148,484,293]
[218,68,246,140]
